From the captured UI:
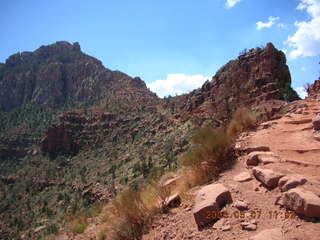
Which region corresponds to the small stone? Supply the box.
[241,222,250,226]
[233,172,252,182]
[234,200,249,210]
[241,222,257,231]
[222,225,231,231]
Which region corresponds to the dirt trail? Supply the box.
[59,99,320,240]
[143,99,320,240]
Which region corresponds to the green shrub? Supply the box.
[119,175,128,185]
[71,223,86,234]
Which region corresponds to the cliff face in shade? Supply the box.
[0,41,157,111]
[181,43,299,122]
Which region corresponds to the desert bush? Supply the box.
[180,127,231,186]
[227,107,256,138]
[106,187,154,240]
[150,179,173,213]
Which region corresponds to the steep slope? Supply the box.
[0,41,158,160]
[0,42,299,240]
[142,92,320,240]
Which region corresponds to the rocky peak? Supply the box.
[0,41,157,111]
[181,42,299,122]
[5,41,82,67]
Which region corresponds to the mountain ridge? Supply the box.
[0,41,301,239]
[0,41,156,111]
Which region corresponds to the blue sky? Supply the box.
[1,0,320,98]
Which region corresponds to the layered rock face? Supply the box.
[182,43,299,122]
[0,41,156,111]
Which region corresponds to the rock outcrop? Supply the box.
[181,43,299,122]
[41,124,79,158]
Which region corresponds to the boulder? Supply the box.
[233,172,252,182]
[278,175,307,192]
[249,228,283,240]
[252,167,284,189]
[193,184,232,227]
[246,152,279,166]
[312,115,320,130]
[281,188,320,217]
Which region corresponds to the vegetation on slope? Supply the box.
[91,107,256,240]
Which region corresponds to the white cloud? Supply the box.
[295,86,308,98]
[281,49,288,55]
[225,0,242,8]
[286,0,320,59]
[256,16,280,30]
[147,74,209,98]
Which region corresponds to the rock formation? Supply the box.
[0,41,157,111]
[307,79,320,99]
[181,43,299,122]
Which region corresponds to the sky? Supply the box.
[1,0,320,98]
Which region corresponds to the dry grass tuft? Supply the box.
[227,107,256,138]
[179,127,231,187]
